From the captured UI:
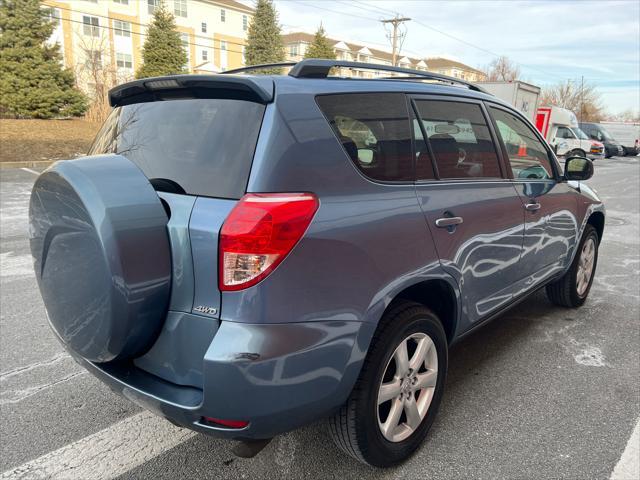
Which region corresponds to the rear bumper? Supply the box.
[70,320,375,440]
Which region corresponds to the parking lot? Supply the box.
[1,158,638,479]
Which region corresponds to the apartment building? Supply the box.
[282,32,486,82]
[41,0,253,95]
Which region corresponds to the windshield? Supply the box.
[89,99,266,199]
[598,127,614,141]
[574,128,589,140]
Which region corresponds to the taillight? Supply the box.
[219,193,319,291]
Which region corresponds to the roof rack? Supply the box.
[288,59,489,94]
[221,59,489,95]
[222,62,297,75]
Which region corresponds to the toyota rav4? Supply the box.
[29,59,605,467]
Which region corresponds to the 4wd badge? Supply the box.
[194,305,217,316]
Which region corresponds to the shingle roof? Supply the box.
[200,0,254,13]
[424,57,484,75]
[282,32,483,75]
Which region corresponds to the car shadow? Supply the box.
[119,290,565,480]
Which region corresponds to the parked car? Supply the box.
[597,121,639,156]
[579,122,625,158]
[536,106,605,160]
[29,59,605,468]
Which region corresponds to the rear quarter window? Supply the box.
[316,93,414,182]
[89,99,266,199]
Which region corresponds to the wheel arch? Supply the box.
[390,279,459,344]
[587,211,605,244]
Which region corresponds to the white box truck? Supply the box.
[479,80,541,123]
[535,106,605,160]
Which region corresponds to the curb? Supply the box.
[0,160,56,169]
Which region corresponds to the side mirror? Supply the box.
[564,156,594,181]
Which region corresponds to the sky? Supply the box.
[266,0,639,116]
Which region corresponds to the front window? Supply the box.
[113,0,129,4]
[556,126,576,139]
[243,15,248,31]
[180,33,190,66]
[113,20,131,37]
[289,45,298,56]
[174,0,187,17]
[44,7,61,26]
[85,50,102,69]
[147,0,159,15]
[202,50,208,61]
[82,16,99,37]
[116,53,133,69]
[414,100,502,179]
[201,22,207,33]
[490,106,554,180]
[220,9,226,22]
[574,128,589,140]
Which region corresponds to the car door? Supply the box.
[411,96,526,328]
[487,104,580,286]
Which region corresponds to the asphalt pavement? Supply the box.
[1,158,638,479]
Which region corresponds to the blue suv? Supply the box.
[29,60,605,467]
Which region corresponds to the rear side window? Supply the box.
[414,100,502,179]
[316,93,414,182]
[89,99,265,199]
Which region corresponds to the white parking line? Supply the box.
[19,168,39,176]
[0,412,195,480]
[611,417,640,480]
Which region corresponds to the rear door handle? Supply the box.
[524,202,541,212]
[435,216,464,228]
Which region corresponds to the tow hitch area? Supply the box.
[232,439,273,458]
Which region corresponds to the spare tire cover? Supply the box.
[29,155,172,363]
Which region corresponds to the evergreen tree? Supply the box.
[304,24,336,60]
[245,0,284,74]
[0,0,86,118]
[136,1,187,79]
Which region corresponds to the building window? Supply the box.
[44,7,61,26]
[220,9,226,22]
[242,15,248,31]
[174,0,187,17]
[85,50,102,69]
[289,45,298,56]
[220,40,227,51]
[201,22,207,33]
[116,53,133,69]
[147,0,159,14]
[113,0,129,5]
[180,33,190,66]
[202,50,208,61]
[82,16,99,37]
[113,20,131,37]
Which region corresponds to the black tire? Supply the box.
[328,301,448,467]
[546,224,599,307]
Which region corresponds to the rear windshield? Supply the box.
[89,99,265,199]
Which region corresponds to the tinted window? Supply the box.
[490,106,554,180]
[556,126,575,139]
[89,99,265,199]
[316,93,414,182]
[414,100,501,179]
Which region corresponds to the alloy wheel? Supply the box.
[377,332,438,442]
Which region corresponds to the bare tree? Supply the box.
[484,56,521,81]
[540,79,605,122]
[74,33,133,122]
[604,109,640,122]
